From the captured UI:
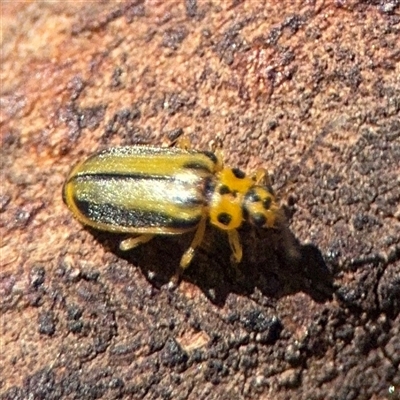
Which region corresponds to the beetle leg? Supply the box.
[119,234,155,251]
[251,168,266,184]
[179,217,207,270]
[175,137,192,150]
[227,229,243,264]
[252,168,274,193]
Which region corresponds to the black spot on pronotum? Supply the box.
[263,197,272,210]
[219,185,231,195]
[231,168,246,179]
[252,213,267,227]
[217,212,232,226]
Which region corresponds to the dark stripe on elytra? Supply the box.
[182,160,212,173]
[74,198,201,230]
[72,172,174,182]
[61,183,68,205]
[203,176,216,200]
[173,194,204,207]
[202,151,219,165]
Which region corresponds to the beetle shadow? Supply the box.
[104,222,334,306]
[187,225,334,306]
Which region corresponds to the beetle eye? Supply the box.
[262,197,272,210]
[252,213,267,227]
[249,192,261,202]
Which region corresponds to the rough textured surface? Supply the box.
[1,1,399,399]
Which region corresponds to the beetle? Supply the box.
[62,144,283,273]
